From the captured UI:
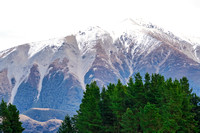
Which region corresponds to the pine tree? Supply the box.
[160,78,180,132]
[100,86,115,132]
[149,73,165,105]
[132,73,145,132]
[125,77,135,108]
[139,103,162,132]
[0,100,12,133]
[58,115,74,133]
[7,103,24,133]
[110,79,126,133]
[0,99,24,133]
[178,77,198,132]
[191,93,200,131]
[134,73,145,108]
[76,81,102,133]
[120,108,137,133]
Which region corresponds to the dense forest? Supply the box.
[58,73,200,133]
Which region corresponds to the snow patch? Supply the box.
[89,74,93,78]
[155,51,171,74]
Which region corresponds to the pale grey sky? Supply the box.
[0,0,200,51]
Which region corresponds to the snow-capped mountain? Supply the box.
[1,19,200,132]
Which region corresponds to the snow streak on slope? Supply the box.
[155,51,171,73]
[36,64,49,101]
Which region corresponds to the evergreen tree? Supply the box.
[71,114,78,133]
[76,81,102,133]
[125,77,135,109]
[0,100,12,133]
[58,115,74,133]
[120,108,137,133]
[134,73,145,108]
[178,77,198,132]
[144,73,151,93]
[0,99,24,133]
[7,103,24,133]
[133,73,145,132]
[100,86,115,132]
[110,79,126,133]
[191,93,200,131]
[139,103,162,132]
[149,74,165,105]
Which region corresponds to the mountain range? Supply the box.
[0,19,200,132]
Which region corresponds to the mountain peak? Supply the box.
[76,26,110,52]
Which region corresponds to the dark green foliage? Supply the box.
[0,99,24,133]
[139,103,162,132]
[100,86,115,132]
[76,81,102,133]
[58,115,74,133]
[191,93,200,130]
[62,73,200,133]
[120,108,137,133]
[125,77,135,108]
[110,80,127,133]
[134,73,145,108]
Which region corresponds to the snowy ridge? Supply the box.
[119,19,200,63]
[111,19,162,56]
[76,26,110,55]
[28,38,64,58]
[0,47,16,58]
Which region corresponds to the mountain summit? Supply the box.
[0,20,200,132]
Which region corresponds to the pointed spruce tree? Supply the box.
[100,86,115,132]
[76,81,102,133]
[110,79,127,133]
[7,103,24,133]
[120,108,137,133]
[0,99,24,133]
[58,115,74,133]
[139,102,162,132]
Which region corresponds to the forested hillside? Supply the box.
[59,73,200,133]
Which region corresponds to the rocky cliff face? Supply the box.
[0,19,200,132]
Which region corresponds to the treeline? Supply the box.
[58,73,200,133]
